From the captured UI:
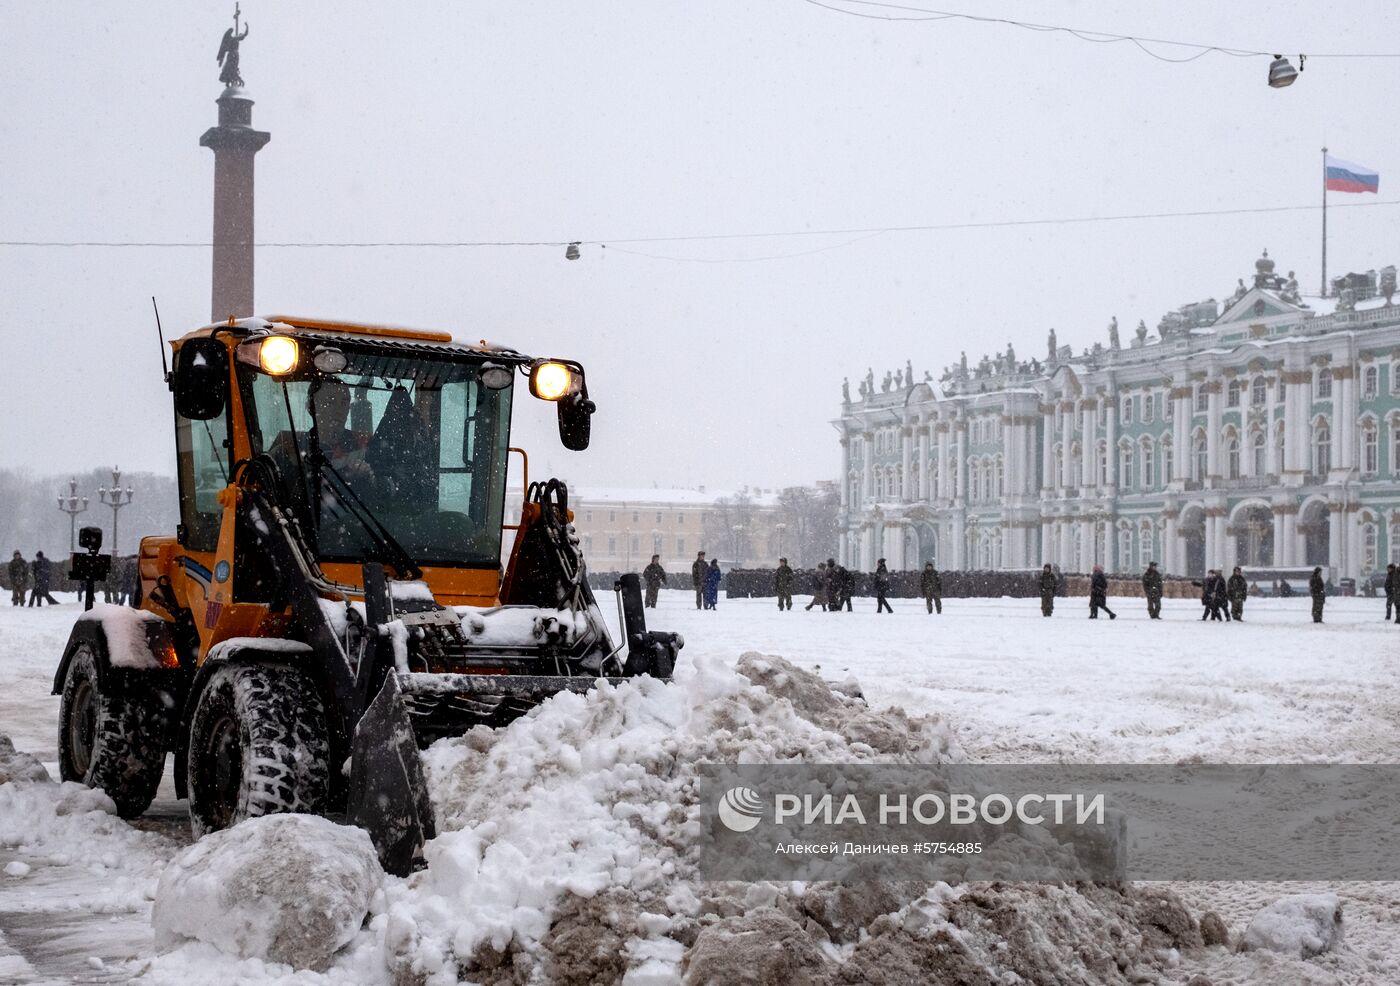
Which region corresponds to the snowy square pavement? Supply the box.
[1,592,1398,983]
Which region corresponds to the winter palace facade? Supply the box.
[836,251,1400,580]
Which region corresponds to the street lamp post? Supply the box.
[98,468,135,559]
[56,478,89,552]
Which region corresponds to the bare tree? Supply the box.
[702,490,756,566]
[776,482,840,567]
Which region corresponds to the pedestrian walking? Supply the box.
[1309,566,1326,623]
[1386,563,1398,622]
[1226,566,1248,622]
[120,556,140,608]
[8,551,28,607]
[774,558,794,611]
[703,558,722,610]
[837,563,854,611]
[1039,563,1057,617]
[643,555,667,609]
[691,551,707,610]
[805,562,829,611]
[1141,561,1163,619]
[28,552,59,607]
[1088,565,1117,620]
[920,561,943,614]
[874,559,894,613]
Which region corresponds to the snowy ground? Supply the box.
[0,590,1396,984]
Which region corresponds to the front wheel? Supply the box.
[58,645,169,819]
[186,663,330,838]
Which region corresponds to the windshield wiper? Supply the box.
[313,454,423,581]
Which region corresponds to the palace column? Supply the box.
[951,512,966,569]
[1335,364,1357,471]
[900,422,914,501]
[1162,508,1179,573]
[1104,398,1118,489]
[1205,377,1222,482]
[1265,378,1280,476]
[1171,383,1191,481]
[937,420,952,500]
[1041,403,1056,493]
[955,423,968,504]
[1080,401,1096,489]
[862,431,874,499]
[917,421,930,502]
[1060,402,1076,489]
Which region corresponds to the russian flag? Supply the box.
[1325,154,1379,194]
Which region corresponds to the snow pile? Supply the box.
[0,734,49,785]
[373,652,955,984]
[1241,893,1344,958]
[0,733,173,915]
[152,814,383,971]
[366,653,1207,985]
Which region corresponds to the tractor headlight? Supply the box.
[530,361,575,401]
[259,336,299,375]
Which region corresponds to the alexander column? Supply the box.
[200,4,270,322]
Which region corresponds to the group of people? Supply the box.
[8,550,59,607]
[1193,567,1251,622]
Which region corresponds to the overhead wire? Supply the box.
[3,198,1399,258]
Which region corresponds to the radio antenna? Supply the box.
[151,296,170,384]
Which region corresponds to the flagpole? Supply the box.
[1321,146,1328,298]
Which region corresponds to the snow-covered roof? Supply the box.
[567,486,782,507]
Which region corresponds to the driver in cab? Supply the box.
[309,378,374,489]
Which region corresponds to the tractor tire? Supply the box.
[58,645,169,819]
[186,663,330,838]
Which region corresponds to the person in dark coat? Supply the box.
[838,563,854,611]
[1141,561,1163,619]
[774,558,794,611]
[920,561,943,614]
[1195,570,1224,621]
[823,558,841,613]
[121,556,140,608]
[1386,563,1399,622]
[874,559,893,613]
[703,558,722,610]
[691,551,707,610]
[1088,565,1116,620]
[805,562,829,611]
[1039,564,1057,617]
[1309,566,1326,623]
[1226,566,1248,622]
[28,552,59,607]
[643,555,667,609]
[8,551,28,607]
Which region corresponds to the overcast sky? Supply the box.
[2,2,1396,493]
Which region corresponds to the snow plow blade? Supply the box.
[395,672,633,699]
[348,673,436,877]
[349,670,659,874]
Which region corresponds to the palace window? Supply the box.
[607,537,617,554]
[1252,431,1266,476]
[1162,437,1173,481]
[1394,424,1400,475]
[1364,366,1379,400]
[1139,521,1153,571]
[609,511,617,523]
[1225,437,1241,480]
[1364,523,1378,572]
[1121,396,1133,424]
[1392,362,1400,396]
[1143,393,1155,423]
[1313,421,1332,475]
[1317,368,1333,399]
[1227,380,1242,407]
[1140,438,1154,489]
[1390,522,1400,566]
[1363,426,1378,475]
[1192,434,1208,482]
[677,537,685,554]
[1252,377,1267,406]
[1119,443,1134,489]
[1118,527,1132,569]
[1196,386,1209,412]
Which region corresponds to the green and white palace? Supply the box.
[837,251,1400,580]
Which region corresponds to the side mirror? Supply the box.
[173,338,229,421]
[558,392,594,451]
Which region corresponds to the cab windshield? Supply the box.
[239,350,513,568]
